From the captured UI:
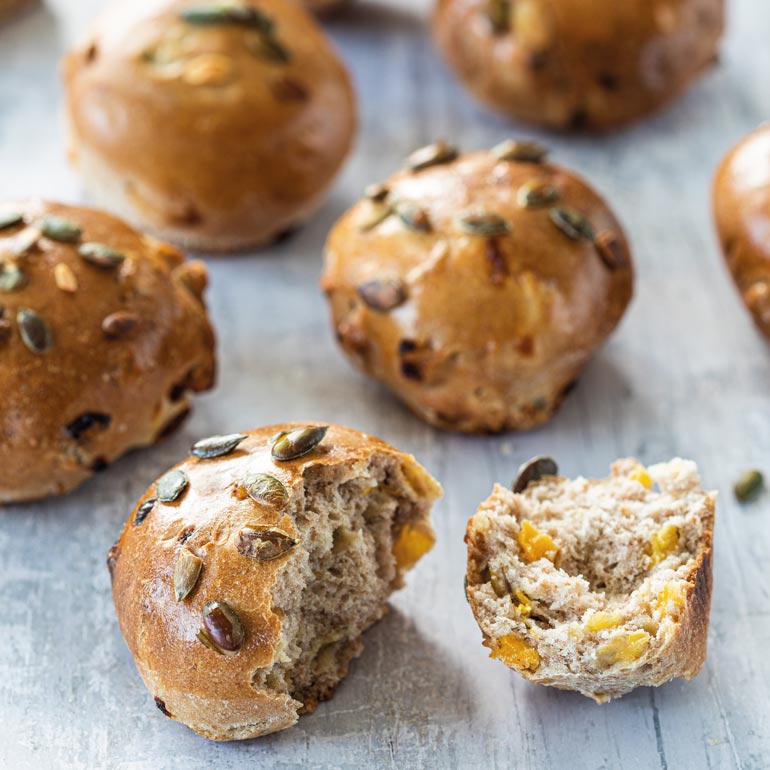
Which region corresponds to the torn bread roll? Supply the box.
[465,456,715,702]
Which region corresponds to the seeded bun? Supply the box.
[0,200,215,504]
[63,0,357,252]
[321,141,633,433]
[465,457,715,702]
[432,0,724,131]
[713,123,770,339]
[109,423,442,741]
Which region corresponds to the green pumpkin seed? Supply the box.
[192,432,248,459]
[458,212,511,237]
[395,202,432,233]
[357,278,407,312]
[39,216,82,243]
[173,548,203,601]
[180,4,273,31]
[134,497,156,526]
[237,526,298,561]
[513,456,558,493]
[200,601,245,654]
[78,242,126,269]
[271,425,328,461]
[549,207,596,241]
[492,139,548,164]
[17,308,51,354]
[364,183,389,202]
[248,32,290,63]
[486,0,510,33]
[243,472,289,509]
[517,179,559,209]
[157,469,189,502]
[0,211,23,230]
[407,140,459,172]
[734,469,764,502]
[0,263,25,292]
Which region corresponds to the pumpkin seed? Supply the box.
[179,4,273,31]
[200,601,245,654]
[102,311,141,339]
[17,308,51,353]
[54,262,78,293]
[492,139,548,163]
[134,497,156,526]
[0,263,25,292]
[357,278,407,312]
[407,140,458,172]
[594,231,627,271]
[8,227,40,257]
[40,216,82,243]
[517,179,559,209]
[734,469,764,502]
[237,526,298,561]
[513,456,558,493]
[191,432,248,459]
[0,211,23,230]
[486,0,510,33]
[78,242,126,268]
[157,469,189,502]
[359,202,393,232]
[549,207,596,241]
[458,212,511,237]
[271,425,328,461]
[173,548,203,601]
[364,182,389,202]
[243,473,288,509]
[395,201,432,233]
[248,32,290,63]
[66,412,111,440]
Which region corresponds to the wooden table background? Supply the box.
[1,1,769,768]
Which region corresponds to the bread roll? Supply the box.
[465,456,715,701]
[109,423,442,740]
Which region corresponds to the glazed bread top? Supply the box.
[0,199,215,503]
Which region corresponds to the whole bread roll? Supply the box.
[466,457,715,702]
[432,0,724,131]
[109,423,442,740]
[713,123,770,339]
[0,200,215,503]
[322,140,633,433]
[63,0,357,252]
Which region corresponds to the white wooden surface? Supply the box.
[1,1,769,768]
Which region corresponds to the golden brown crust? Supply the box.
[432,0,724,131]
[321,147,633,433]
[0,199,215,504]
[63,0,357,252]
[110,423,441,741]
[713,123,770,339]
[0,0,35,21]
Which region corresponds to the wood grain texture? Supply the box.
[1,1,769,768]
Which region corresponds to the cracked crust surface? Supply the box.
[433,0,724,131]
[110,423,442,741]
[0,199,215,504]
[322,148,633,433]
[466,458,715,702]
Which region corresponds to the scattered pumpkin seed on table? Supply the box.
[191,433,248,459]
[243,472,289,509]
[271,425,328,461]
[173,548,203,601]
[237,526,298,561]
[156,469,189,502]
[513,456,558,493]
[40,216,82,243]
[734,469,763,502]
